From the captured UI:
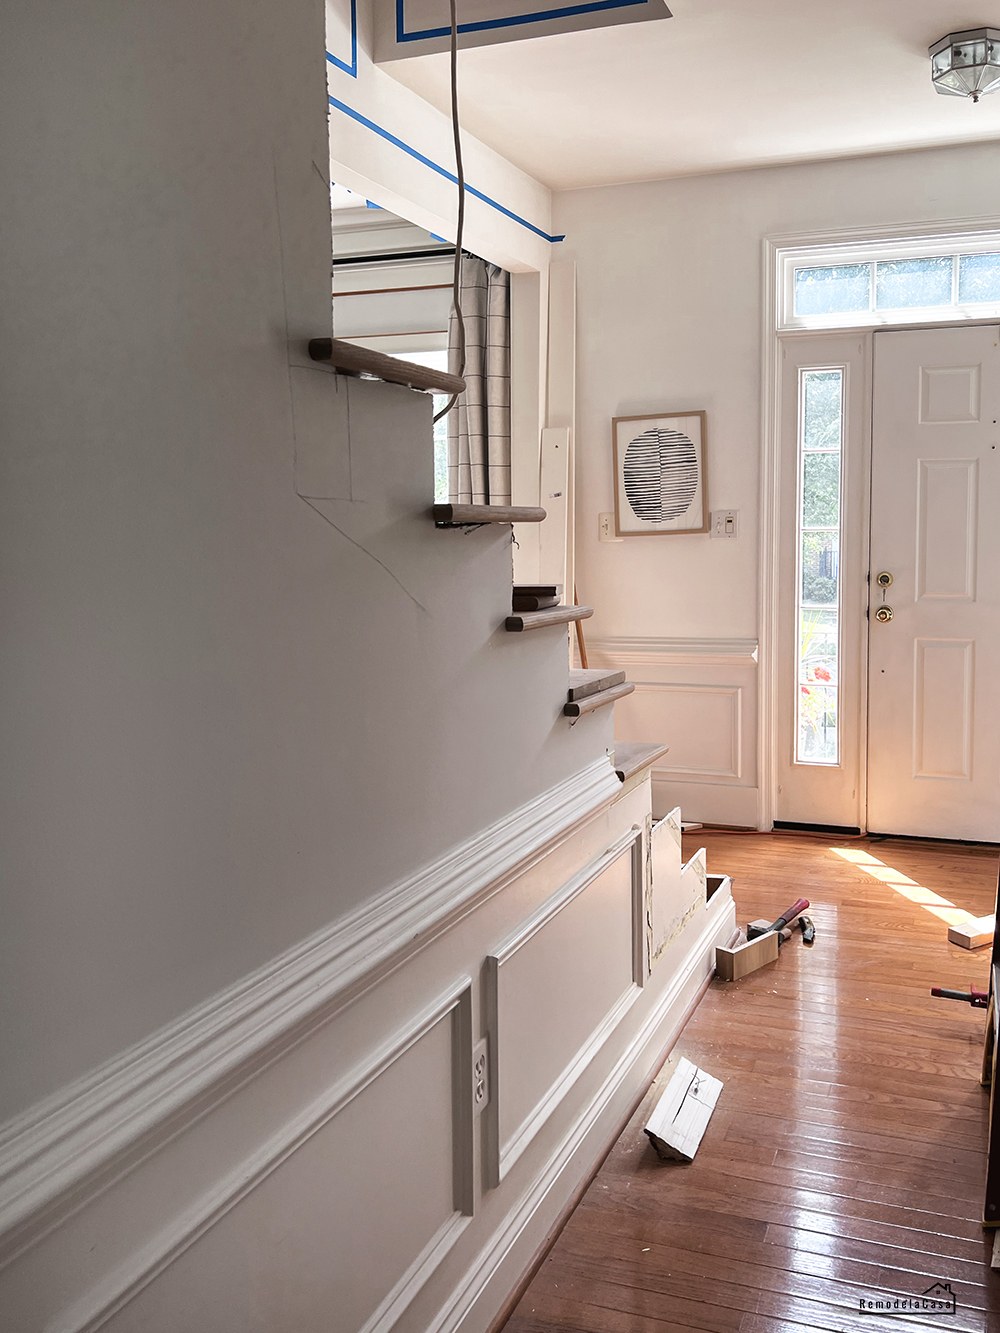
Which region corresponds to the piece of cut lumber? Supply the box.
[568,668,627,701]
[644,1057,723,1163]
[715,929,779,982]
[512,593,560,611]
[513,584,561,598]
[563,681,634,717]
[308,338,466,394]
[948,914,995,949]
[505,605,593,632]
[611,741,669,782]
[433,504,546,526]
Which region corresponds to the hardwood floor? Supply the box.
[503,832,999,1333]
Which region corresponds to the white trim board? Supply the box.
[587,637,758,667]
[425,879,736,1333]
[52,981,474,1333]
[0,757,621,1266]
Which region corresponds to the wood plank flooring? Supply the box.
[503,832,999,1333]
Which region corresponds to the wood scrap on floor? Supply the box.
[643,1056,722,1163]
[948,914,995,949]
[714,928,779,981]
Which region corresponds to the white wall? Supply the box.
[555,139,1000,822]
[0,0,600,1124]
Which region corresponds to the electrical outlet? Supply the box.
[711,509,739,539]
[599,512,623,542]
[472,1037,489,1115]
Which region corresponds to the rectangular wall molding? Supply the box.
[485,829,643,1185]
[425,879,736,1333]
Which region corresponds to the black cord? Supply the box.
[432,0,466,425]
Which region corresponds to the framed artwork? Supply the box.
[612,411,708,536]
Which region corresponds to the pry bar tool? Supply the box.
[747,898,810,944]
[930,986,989,1008]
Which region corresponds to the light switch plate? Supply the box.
[711,509,739,538]
[599,512,623,542]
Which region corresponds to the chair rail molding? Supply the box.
[0,758,622,1266]
[586,636,758,668]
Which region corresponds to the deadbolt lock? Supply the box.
[874,605,894,623]
[876,571,893,587]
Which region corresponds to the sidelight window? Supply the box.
[795,368,844,764]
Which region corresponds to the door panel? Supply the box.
[868,325,1000,839]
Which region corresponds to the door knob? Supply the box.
[876,571,893,587]
[875,605,894,623]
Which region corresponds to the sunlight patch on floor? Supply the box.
[830,847,973,926]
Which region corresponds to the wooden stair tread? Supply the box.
[567,668,627,702]
[505,605,593,632]
[563,681,635,717]
[434,504,547,526]
[308,338,466,394]
[612,741,669,782]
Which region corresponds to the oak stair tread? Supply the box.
[505,605,593,632]
[612,741,670,782]
[563,680,635,717]
[567,668,627,702]
[308,338,466,395]
[435,504,547,526]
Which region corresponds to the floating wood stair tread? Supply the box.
[308,338,466,395]
[563,681,635,717]
[434,504,547,527]
[612,741,669,782]
[505,604,593,633]
[567,668,627,702]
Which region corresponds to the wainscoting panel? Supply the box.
[486,832,641,1184]
[588,637,759,827]
[0,765,735,1333]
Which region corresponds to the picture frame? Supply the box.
[612,410,708,536]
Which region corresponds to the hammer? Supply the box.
[747,898,810,944]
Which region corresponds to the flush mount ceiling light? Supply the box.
[930,28,1000,102]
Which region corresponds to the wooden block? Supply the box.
[948,914,995,949]
[568,667,627,701]
[512,594,560,611]
[512,584,561,598]
[715,929,779,982]
[644,1057,723,1162]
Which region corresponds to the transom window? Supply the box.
[778,229,1000,331]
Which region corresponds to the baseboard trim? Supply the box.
[0,757,621,1266]
[427,882,735,1333]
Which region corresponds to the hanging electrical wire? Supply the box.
[432,0,466,424]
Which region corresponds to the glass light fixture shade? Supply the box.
[929,29,1000,101]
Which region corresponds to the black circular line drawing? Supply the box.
[623,428,698,522]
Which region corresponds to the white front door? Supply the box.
[868,325,1000,840]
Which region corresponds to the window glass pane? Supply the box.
[799,609,838,685]
[875,256,951,309]
[798,684,838,764]
[801,530,839,605]
[794,264,870,316]
[802,452,840,527]
[802,370,843,449]
[958,252,1000,303]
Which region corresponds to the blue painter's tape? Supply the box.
[326,0,358,76]
[327,95,565,244]
[396,0,648,42]
[430,234,447,243]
